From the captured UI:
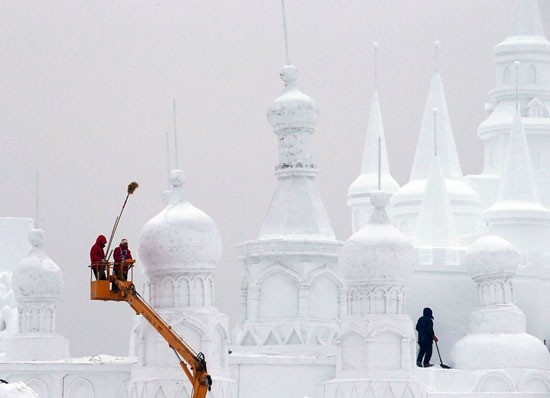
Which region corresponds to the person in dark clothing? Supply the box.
[90,235,107,280]
[416,307,438,367]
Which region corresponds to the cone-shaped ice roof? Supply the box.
[348,91,399,198]
[361,91,390,175]
[413,156,459,248]
[410,72,463,181]
[508,0,546,38]
[498,109,541,204]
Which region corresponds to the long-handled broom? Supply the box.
[435,341,452,369]
[104,181,139,261]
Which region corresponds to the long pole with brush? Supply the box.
[104,181,139,261]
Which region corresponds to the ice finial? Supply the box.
[432,107,439,157]
[280,64,298,89]
[165,130,171,179]
[368,191,391,225]
[169,169,185,187]
[29,229,45,249]
[508,0,546,38]
[281,0,290,65]
[434,41,441,72]
[373,41,380,89]
[514,61,521,110]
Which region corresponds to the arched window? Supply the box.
[503,65,511,84]
[527,65,537,83]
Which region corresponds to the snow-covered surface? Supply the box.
[465,234,518,279]
[0,382,37,398]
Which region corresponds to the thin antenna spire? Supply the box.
[377,136,382,190]
[165,130,171,177]
[172,98,179,169]
[373,42,380,89]
[434,41,441,72]
[514,61,521,111]
[281,0,290,65]
[35,171,40,228]
[432,107,439,157]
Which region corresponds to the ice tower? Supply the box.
[127,170,236,398]
[6,228,69,361]
[471,0,550,207]
[232,65,343,398]
[322,191,423,398]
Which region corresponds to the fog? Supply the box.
[1,0,547,357]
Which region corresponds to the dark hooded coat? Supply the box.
[416,307,435,346]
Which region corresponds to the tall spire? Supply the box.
[498,109,541,204]
[413,110,459,249]
[508,0,546,38]
[410,72,463,181]
[360,91,391,176]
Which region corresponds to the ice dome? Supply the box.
[266,65,319,131]
[138,169,222,276]
[339,192,414,283]
[465,234,518,280]
[11,229,63,301]
[452,333,550,370]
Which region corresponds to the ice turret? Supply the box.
[259,65,335,240]
[321,192,418,395]
[6,229,70,361]
[347,91,399,233]
[473,0,550,207]
[484,110,550,251]
[128,169,236,398]
[234,66,343,355]
[451,233,550,370]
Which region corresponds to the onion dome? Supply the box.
[138,169,222,276]
[339,192,414,284]
[465,234,518,281]
[11,229,63,301]
[266,65,319,131]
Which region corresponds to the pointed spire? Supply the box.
[361,91,391,175]
[413,157,459,248]
[498,109,541,203]
[508,0,546,38]
[410,72,463,181]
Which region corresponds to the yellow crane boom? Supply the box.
[90,260,212,398]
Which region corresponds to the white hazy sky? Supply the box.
[1,1,549,357]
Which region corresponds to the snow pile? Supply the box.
[0,382,37,398]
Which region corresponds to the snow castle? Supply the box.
[3,0,550,397]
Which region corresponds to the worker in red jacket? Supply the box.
[90,235,107,280]
[113,238,132,281]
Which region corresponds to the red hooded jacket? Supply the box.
[90,235,107,264]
